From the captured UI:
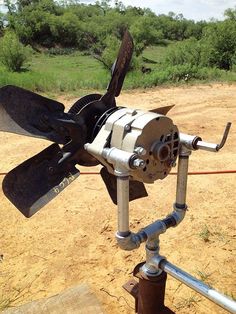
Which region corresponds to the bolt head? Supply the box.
[132,158,146,169]
[134,146,147,156]
[124,124,131,131]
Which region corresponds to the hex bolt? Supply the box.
[132,158,146,169]
[134,146,147,156]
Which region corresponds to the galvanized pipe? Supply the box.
[196,141,218,152]
[179,133,201,150]
[117,176,130,237]
[158,259,236,314]
[175,149,190,208]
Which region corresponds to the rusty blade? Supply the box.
[2,144,80,217]
[0,85,66,143]
[149,105,175,115]
[103,30,134,103]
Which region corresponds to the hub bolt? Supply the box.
[134,146,147,156]
[132,158,146,169]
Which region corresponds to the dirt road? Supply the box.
[0,83,235,313]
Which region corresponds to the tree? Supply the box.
[224,7,236,21]
[202,20,236,70]
[130,16,164,56]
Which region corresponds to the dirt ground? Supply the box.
[0,83,235,314]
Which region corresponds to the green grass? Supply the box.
[1,45,236,95]
[0,50,110,94]
[143,43,175,64]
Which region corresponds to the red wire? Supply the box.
[78,170,236,175]
[0,170,236,177]
[170,170,236,175]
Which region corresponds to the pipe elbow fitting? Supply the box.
[115,232,143,251]
[171,203,187,226]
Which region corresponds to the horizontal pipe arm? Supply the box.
[158,259,236,314]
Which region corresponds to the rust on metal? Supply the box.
[123,262,175,314]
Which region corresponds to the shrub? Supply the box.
[164,38,202,67]
[100,35,141,71]
[202,20,236,70]
[0,32,31,72]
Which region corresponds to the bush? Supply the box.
[0,32,31,72]
[100,35,141,71]
[164,38,202,67]
[202,20,236,70]
[164,21,236,71]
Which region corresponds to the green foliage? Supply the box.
[130,16,164,55]
[224,7,236,21]
[164,38,202,67]
[0,50,110,92]
[0,46,231,94]
[0,31,31,72]
[4,0,207,50]
[2,1,236,89]
[202,20,236,70]
[0,13,5,36]
[164,20,236,71]
[100,35,120,68]
[45,47,76,55]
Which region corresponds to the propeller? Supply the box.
[0,30,172,217]
[102,30,134,105]
[0,85,68,143]
[2,144,80,217]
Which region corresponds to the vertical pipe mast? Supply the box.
[117,176,130,237]
[175,146,191,208]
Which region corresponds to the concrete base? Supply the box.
[3,284,105,314]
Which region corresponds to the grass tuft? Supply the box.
[199,225,211,242]
[175,294,202,310]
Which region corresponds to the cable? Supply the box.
[170,170,236,175]
[79,170,236,175]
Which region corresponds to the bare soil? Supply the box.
[0,83,235,314]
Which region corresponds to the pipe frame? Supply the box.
[116,144,190,251]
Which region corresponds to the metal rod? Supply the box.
[175,153,189,207]
[196,141,218,152]
[117,176,130,236]
[159,260,236,314]
[217,122,232,150]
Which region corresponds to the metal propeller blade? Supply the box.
[102,30,134,105]
[100,167,148,204]
[0,85,68,143]
[149,105,175,115]
[2,144,80,217]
